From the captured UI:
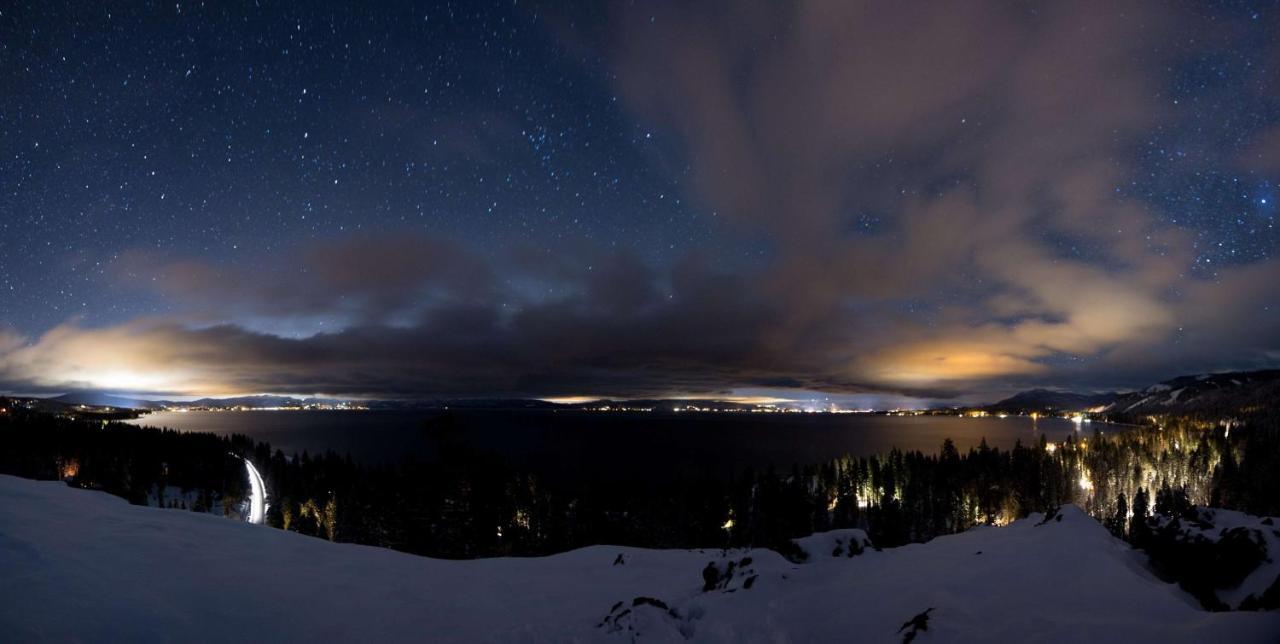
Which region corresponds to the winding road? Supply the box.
[243,458,267,524]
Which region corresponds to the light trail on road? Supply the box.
[243,458,267,525]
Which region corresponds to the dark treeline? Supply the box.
[2,401,1277,561]
[0,407,249,513]
[1079,411,1280,611]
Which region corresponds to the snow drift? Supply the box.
[1,475,1277,642]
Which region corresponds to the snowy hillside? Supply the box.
[987,369,1280,418]
[1,475,1277,643]
[1100,369,1280,418]
[1144,507,1280,610]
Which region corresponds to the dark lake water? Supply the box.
[130,409,1107,485]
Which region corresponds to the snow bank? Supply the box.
[1147,507,1280,609]
[1,475,1277,643]
[791,528,874,560]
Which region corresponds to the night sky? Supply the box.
[2,1,1279,403]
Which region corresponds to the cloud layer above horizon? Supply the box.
[2,1,1279,400]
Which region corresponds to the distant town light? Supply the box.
[1078,475,1093,492]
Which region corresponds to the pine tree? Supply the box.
[1129,487,1150,545]
[1109,493,1128,538]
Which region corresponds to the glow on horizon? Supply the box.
[538,396,603,405]
[539,394,799,405]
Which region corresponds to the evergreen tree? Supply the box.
[1109,493,1129,538]
[1129,487,1150,545]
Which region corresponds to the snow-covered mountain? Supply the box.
[987,369,1280,419]
[1,475,1276,642]
[1099,370,1280,420]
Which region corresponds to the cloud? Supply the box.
[113,233,495,327]
[3,1,1279,400]
[3,228,1279,398]
[1,238,798,397]
[600,0,1276,389]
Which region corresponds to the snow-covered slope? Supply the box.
[1100,369,1280,419]
[1,475,1277,643]
[1193,509,1280,608]
[1146,507,1280,610]
[989,369,1280,418]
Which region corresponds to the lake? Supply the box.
[129,409,1107,485]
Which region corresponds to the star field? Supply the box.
[1,1,712,334]
[2,1,1279,400]
[1129,3,1279,275]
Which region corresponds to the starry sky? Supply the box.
[1,1,1278,403]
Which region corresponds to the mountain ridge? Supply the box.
[986,368,1280,419]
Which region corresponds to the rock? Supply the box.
[897,607,935,643]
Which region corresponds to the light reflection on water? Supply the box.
[131,409,1107,484]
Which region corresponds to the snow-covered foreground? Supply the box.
[1,475,1277,643]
